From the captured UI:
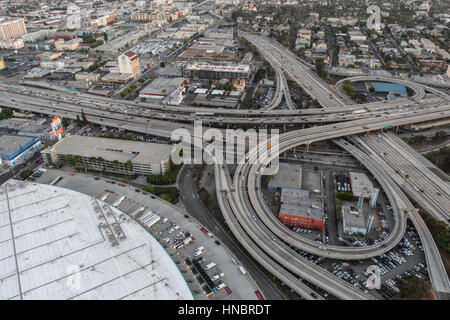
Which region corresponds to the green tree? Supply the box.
[20,170,34,180]
[124,160,133,173]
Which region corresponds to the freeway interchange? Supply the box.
[0,30,449,300]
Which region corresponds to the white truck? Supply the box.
[145,215,160,228]
[175,236,194,249]
[204,262,216,270]
[112,195,125,207]
[210,272,225,281]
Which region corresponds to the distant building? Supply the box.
[205,28,233,39]
[75,72,101,82]
[0,18,27,41]
[118,50,140,78]
[54,38,82,51]
[0,38,24,49]
[0,135,41,167]
[41,135,178,176]
[183,61,251,80]
[90,15,115,28]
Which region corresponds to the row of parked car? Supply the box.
[385,263,428,293]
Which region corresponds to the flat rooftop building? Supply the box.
[0,180,193,300]
[279,188,323,230]
[350,171,375,198]
[268,163,302,190]
[342,203,368,235]
[139,77,187,100]
[0,135,41,167]
[41,135,177,176]
[183,61,251,80]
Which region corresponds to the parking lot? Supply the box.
[34,169,260,300]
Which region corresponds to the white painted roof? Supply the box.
[0,180,193,300]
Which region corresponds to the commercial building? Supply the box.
[118,50,141,78]
[278,189,324,230]
[0,180,193,300]
[0,18,27,41]
[183,61,251,80]
[268,163,302,191]
[139,77,188,100]
[0,135,41,167]
[48,32,78,41]
[41,135,177,176]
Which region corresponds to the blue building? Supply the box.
[0,135,41,167]
[371,82,407,96]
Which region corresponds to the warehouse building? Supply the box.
[41,135,178,176]
[139,77,188,100]
[278,188,324,230]
[0,135,41,167]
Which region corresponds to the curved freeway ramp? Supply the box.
[335,139,450,300]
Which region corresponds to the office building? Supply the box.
[41,135,178,176]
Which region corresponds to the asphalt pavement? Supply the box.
[177,164,287,300]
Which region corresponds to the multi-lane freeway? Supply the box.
[0,28,448,300]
